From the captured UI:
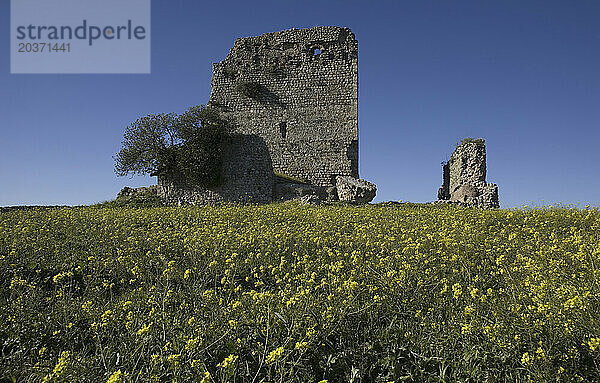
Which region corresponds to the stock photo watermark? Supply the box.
[11,0,151,73]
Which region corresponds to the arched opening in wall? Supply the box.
[310,45,324,56]
[279,122,287,139]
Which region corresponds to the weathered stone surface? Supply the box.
[477,183,499,209]
[209,26,359,187]
[274,183,328,202]
[157,134,273,205]
[336,176,376,204]
[325,186,338,201]
[273,181,341,204]
[117,185,158,198]
[437,163,450,200]
[448,142,486,194]
[437,139,499,208]
[450,183,479,203]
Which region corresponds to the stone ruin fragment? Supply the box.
[437,139,499,208]
[336,176,377,204]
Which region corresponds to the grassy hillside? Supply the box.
[1,204,599,382]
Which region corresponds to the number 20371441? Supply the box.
[17,43,71,53]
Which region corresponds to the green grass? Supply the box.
[1,204,599,382]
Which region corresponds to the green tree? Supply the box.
[114,113,179,176]
[114,105,228,187]
[175,106,228,187]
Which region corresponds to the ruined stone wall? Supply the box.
[448,142,487,194]
[157,134,273,205]
[152,26,371,206]
[208,26,359,187]
[438,140,499,208]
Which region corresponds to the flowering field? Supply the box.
[1,203,599,382]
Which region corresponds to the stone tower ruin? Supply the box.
[155,26,376,205]
[209,26,359,186]
[437,139,499,208]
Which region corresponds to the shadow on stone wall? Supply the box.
[158,134,274,205]
[257,85,286,108]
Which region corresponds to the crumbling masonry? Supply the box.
[437,139,499,208]
[157,26,376,205]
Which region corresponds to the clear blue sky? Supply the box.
[1,0,599,207]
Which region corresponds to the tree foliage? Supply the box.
[114,105,228,187]
[114,113,179,176]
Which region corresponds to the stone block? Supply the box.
[274,183,328,202]
[450,183,479,203]
[336,176,376,204]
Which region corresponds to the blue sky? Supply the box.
[1,0,599,207]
